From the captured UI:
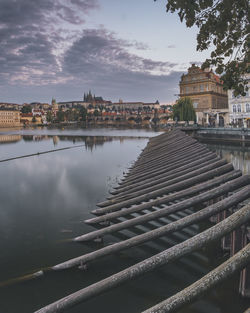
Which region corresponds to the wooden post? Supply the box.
[80,175,248,242]
[50,186,250,271]
[34,205,250,313]
[87,172,243,225]
[239,226,250,297]
[221,209,232,251]
[141,243,250,313]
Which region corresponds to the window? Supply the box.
[246,103,250,112]
[233,105,236,113]
[237,104,241,113]
[200,85,204,91]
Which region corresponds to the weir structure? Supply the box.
[32,129,250,312]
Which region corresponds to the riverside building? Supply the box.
[179,64,228,126]
[0,109,20,127]
[228,74,250,128]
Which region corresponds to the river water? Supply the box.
[0,127,249,313]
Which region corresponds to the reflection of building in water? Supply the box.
[0,109,21,127]
[26,135,147,150]
[206,144,250,174]
[0,135,22,143]
[33,135,50,141]
[21,135,50,142]
[229,151,250,174]
[53,136,59,146]
[85,136,111,151]
[84,136,142,150]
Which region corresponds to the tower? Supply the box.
[51,98,58,112]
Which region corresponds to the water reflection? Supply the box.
[0,134,147,149]
[0,134,149,161]
[0,134,21,144]
[205,143,250,174]
[0,132,153,313]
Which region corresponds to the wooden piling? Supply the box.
[80,175,249,242]
[34,204,250,313]
[87,172,244,225]
[141,243,250,313]
[92,164,235,215]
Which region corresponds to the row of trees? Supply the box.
[53,107,102,122]
[51,98,195,123]
[55,107,88,122]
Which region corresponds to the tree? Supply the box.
[173,97,196,122]
[46,111,53,123]
[21,105,32,113]
[79,107,87,121]
[93,109,100,117]
[157,0,249,95]
[57,108,65,122]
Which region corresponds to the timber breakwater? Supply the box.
[12,129,250,312]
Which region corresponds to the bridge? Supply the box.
[10,129,250,312]
[87,111,170,126]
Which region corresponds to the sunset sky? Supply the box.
[0,0,212,104]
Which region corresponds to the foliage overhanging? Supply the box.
[156,0,250,95]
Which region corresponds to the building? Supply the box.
[20,113,43,125]
[0,109,20,127]
[0,102,20,110]
[51,98,58,113]
[28,102,50,110]
[228,74,250,127]
[179,64,228,126]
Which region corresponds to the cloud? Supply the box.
[63,29,177,77]
[0,0,99,85]
[60,28,181,101]
[0,1,181,102]
[167,44,176,49]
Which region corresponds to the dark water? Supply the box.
[0,128,249,313]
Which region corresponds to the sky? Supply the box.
[0,0,212,104]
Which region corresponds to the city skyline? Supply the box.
[0,0,212,104]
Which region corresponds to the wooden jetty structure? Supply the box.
[31,129,250,312]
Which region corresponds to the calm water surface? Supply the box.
[0,127,249,313]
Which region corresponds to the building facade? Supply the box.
[179,64,228,126]
[0,109,20,127]
[228,74,250,127]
